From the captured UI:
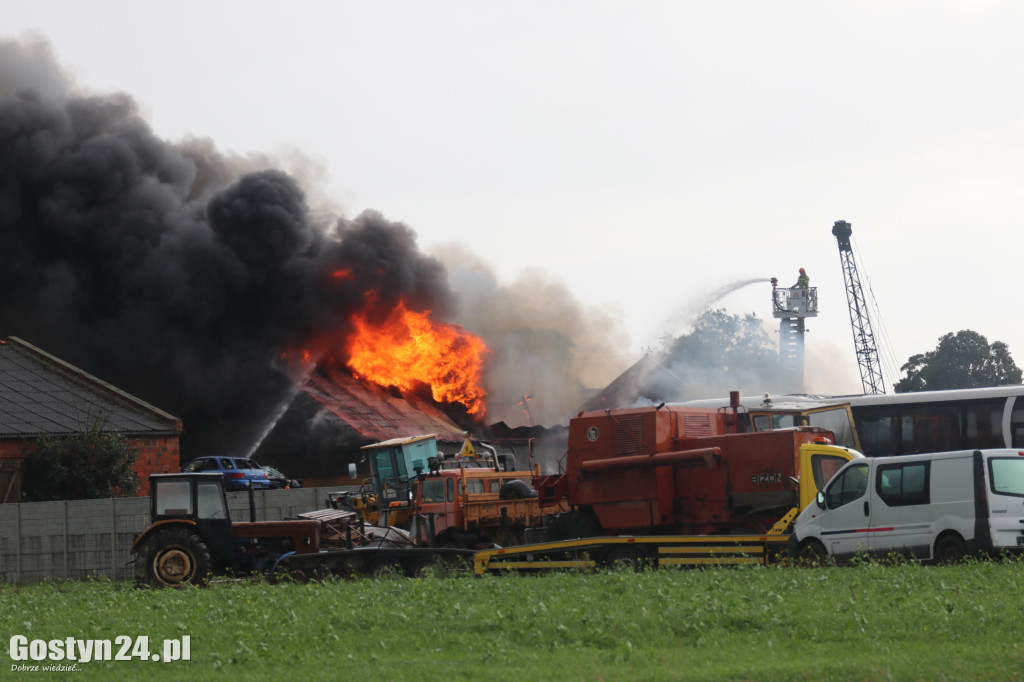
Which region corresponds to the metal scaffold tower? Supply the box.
[832,220,886,394]
[771,277,818,393]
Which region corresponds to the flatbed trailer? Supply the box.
[273,545,477,580]
[472,509,798,574]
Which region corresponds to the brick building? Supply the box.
[0,337,181,501]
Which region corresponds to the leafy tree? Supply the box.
[650,308,784,401]
[21,425,140,501]
[894,330,1022,393]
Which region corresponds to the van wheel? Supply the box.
[796,539,827,567]
[934,535,966,564]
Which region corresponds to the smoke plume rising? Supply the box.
[435,244,630,427]
[0,35,462,453]
[0,34,634,457]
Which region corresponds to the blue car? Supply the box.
[180,456,272,491]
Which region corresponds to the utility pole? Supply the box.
[832,220,885,394]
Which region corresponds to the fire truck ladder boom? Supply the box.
[832,220,885,394]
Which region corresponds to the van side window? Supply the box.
[989,457,1024,496]
[825,463,869,508]
[876,462,930,506]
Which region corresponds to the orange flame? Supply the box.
[331,268,355,281]
[346,300,488,415]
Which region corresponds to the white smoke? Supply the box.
[433,244,631,427]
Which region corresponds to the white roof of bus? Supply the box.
[679,385,1024,411]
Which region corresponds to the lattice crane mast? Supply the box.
[832,220,885,394]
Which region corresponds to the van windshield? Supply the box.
[989,457,1024,497]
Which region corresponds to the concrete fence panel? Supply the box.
[1,486,346,583]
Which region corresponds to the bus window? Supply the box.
[902,405,959,454]
[855,409,899,455]
[964,400,1004,449]
[1010,400,1024,448]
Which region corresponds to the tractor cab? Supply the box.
[150,472,230,521]
[144,473,235,568]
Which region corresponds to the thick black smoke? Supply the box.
[0,35,454,454]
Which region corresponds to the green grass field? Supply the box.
[2,561,1023,680]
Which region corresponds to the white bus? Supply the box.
[684,385,1024,457]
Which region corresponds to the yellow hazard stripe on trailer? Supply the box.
[473,535,791,574]
[658,541,769,566]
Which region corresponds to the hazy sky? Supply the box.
[5,1,1023,397]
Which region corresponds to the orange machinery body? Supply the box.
[413,465,549,547]
[536,405,833,535]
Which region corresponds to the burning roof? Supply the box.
[302,368,465,443]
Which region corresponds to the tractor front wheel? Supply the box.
[137,527,213,587]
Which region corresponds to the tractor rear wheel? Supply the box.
[137,527,213,587]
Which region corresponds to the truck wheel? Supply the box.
[499,480,535,500]
[796,539,827,567]
[603,546,649,572]
[368,557,403,579]
[934,534,966,564]
[407,555,446,579]
[138,528,212,587]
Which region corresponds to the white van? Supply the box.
[788,449,1024,563]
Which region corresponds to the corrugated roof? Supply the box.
[0,337,181,437]
[303,368,464,442]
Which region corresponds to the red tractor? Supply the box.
[133,472,474,586]
[132,473,323,586]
